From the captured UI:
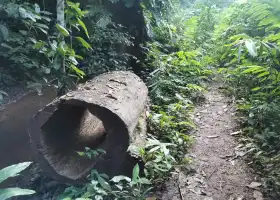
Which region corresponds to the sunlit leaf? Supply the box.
[56,24,70,36]
[245,39,258,57]
[132,164,140,183]
[97,176,112,191]
[76,37,92,50]
[33,41,45,49]
[111,175,131,183]
[70,64,85,78]
[0,162,32,183]
[0,188,35,200]
[77,18,89,38]
[252,87,261,91]
[257,71,270,78]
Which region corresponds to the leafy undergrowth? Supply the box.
[0,0,214,199]
[214,0,280,198]
[0,162,35,200]
[57,1,214,200]
[5,0,280,199]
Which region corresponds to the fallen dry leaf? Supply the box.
[190,188,202,195]
[253,190,263,200]
[230,160,235,166]
[247,182,262,189]
[201,170,207,177]
[230,130,241,136]
[235,150,246,157]
[207,135,220,138]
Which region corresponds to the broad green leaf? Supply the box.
[148,146,160,153]
[264,33,280,42]
[242,66,264,74]
[53,58,61,70]
[257,71,270,78]
[271,87,279,94]
[40,11,52,15]
[74,54,83,60]
[245,40,258,57]
[77,151,85,156]
[34,3,40,13]
[1,43,12,49]
[56,24,70,36]
[38,27,48,34]
[139,178,151,184]
[57,42,66,57]
[0,24,9,41]
[132,164,140,183]
[0,188,35,200]
[35,23,49,30]
[67,1,83,16]
[19,7,27,19]
[111,175,131,183]
[0,90,8,96]
[69,56,78,65]
[77,18,89,38]
[70,64,85,78]
[42,67,51,74]
[97,176,112,191]
[76,37,92,50]
[0,162,32,183]
[252,87,261,91]
[33,41,45,49]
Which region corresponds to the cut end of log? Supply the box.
[29,71,148,182]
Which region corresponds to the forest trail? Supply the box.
[161,82,266,200]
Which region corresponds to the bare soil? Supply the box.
[160,83,267,200]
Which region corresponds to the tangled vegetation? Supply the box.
[1,0,280,199]
[214,0,280,197]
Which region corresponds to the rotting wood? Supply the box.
[28,71,148,183]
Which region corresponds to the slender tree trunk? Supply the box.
[57,0,65,74]
[56,0,66,96]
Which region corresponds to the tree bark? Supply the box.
[57,0,66,75]
[29,71,148,183]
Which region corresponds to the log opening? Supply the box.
[29,71,148,182]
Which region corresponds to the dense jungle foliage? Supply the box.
[1,0,280,199]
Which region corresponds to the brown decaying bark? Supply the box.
[28,71,148,182]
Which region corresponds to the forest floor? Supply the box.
[159,81,267,200]
[3,79,270,200]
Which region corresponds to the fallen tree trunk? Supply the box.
[29,71,148,182]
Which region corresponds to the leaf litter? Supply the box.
[159,82,268,200]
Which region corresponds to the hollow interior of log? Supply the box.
[40,104,107,179]
[39,102,130,180]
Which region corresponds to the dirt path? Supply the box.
[161,83,266,200]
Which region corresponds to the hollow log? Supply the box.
[28,71,148,182]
